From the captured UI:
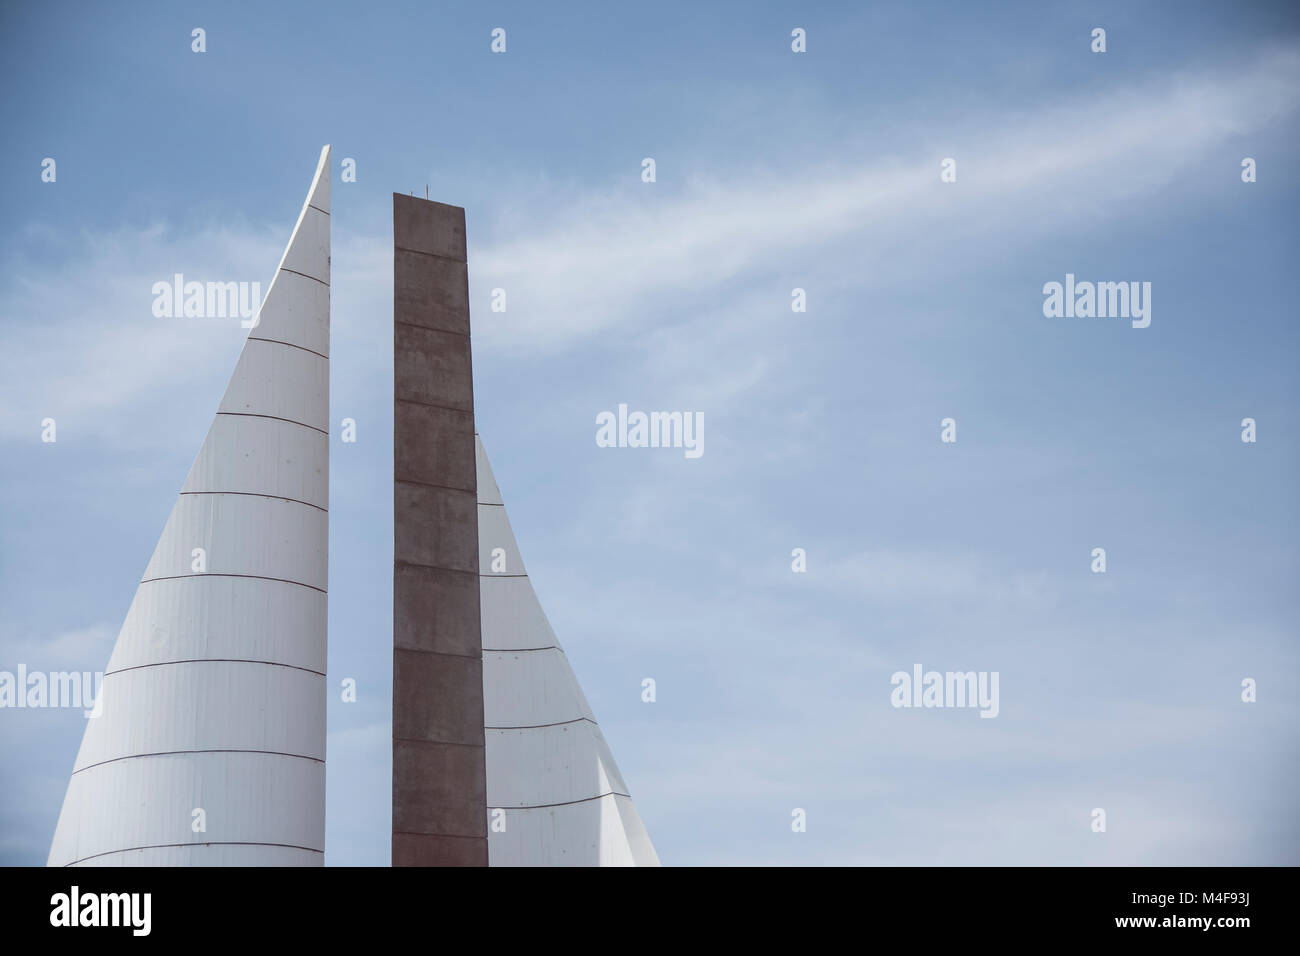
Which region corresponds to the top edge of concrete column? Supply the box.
[393,194,467,263]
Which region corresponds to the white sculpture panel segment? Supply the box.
[142,493,327,592]
[279,205,329,286]
[106,576,326,674]
[183,413,328,510]
[483,647,597,729]
[217,338,329,434]
[487,793,660,867]
[74,661,325,770]
[49,751,326,866]
[486,720,630,807]
[249,269,330,357]
[478,573,559,652]
[477,501,527,577]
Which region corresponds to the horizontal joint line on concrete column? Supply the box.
[495,792,631,811]
[73,749,325,776]
[394,647,483,661]
[395,476,477,495]
[104,659,326,678]
[481,573,527,578]
[393,561,478,577]
[308,203,330,216]
[279,266,328,287]
[216,412,329,436]
[393,319,470,340]
[394,244,467,265]
[477,501,503,507]
[392,831,485,841]
[393,395,473,414]
[179,490,327,513]
[63,842,323,866]
[139,573,326,594]
[247,336,329,361]
[486,717,595,730]
[393,736,485,749]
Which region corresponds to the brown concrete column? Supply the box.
[392,194,487,866]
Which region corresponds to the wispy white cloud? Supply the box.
[469,45,1300,352]
[4,44,1295,453]
[806,548,1060,608]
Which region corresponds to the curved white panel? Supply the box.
[218,338,328,433]
[142,493,327,591]
[251,265,330,357]
[49,146,331,869]
[70,845,322,867]
[480,574,560,651]
[484,648,595,728]
[75,662,325,770]
[49,752,325,866]
[486,722,628,807]
[477,502,526,576]
[477,434,659,865]
[107,576,325,674]
[487,794,660,867]
[183,414,328,509]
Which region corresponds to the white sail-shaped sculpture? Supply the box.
[48,147,332,867]
[477,436,660,866]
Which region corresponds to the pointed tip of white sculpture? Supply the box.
[247,147,332,345]
[309,144,331,211]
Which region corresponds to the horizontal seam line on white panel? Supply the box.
[140,573,326,594]
[396,476,477,495]
[247,336,329,361]
[72,749,324,776]
[179,490,327,513]
[394,395,473,413]
[104,659,326,678]
[480,573,527,578]
[482,646,563,653]
[496,792,630,811]
[394,245,467,265]
[477,501,504,507]
[308,203,329,216]
[216,412,328,436]
[63,842,323,866]
[279,266,328,287]
[486,717,595,730]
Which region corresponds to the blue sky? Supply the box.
[1,0,1298,865]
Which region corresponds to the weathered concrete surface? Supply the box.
[393,193,486,867]
[394,249,470,336]
[394,564,482,658]
[395,323,474,411]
